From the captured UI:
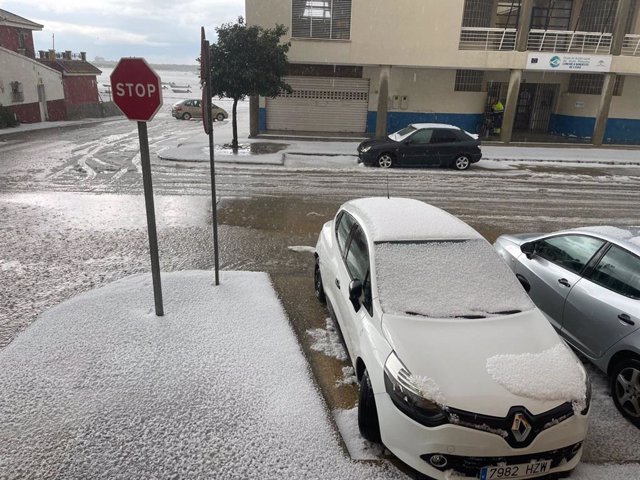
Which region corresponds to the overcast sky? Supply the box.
[1,0,245,64]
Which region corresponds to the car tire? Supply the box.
[314,259,326,304]
[452,154,471,171]
[358,368,381,443]
[182,113,192,120]
[377,153,394,169]
[611,358,640,427]
[216,113,225,121]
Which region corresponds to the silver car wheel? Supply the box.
[615,366,640,418]
[454,155,470,171]
[378,154,393,168]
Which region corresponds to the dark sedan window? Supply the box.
[410,129,433,144]
[335,211,355,254]
[430,129,460,144]
[536,235,605,274]
[588,246,640,299]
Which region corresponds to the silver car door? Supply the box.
[515,234,605,331]
[563,245,640,359]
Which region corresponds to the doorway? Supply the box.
[37,83,48,121]
[514,83,559,133]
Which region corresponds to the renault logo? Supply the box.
[511,413,532,442]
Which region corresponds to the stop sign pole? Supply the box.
[111,58,164,316]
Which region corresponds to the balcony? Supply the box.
[622,34,640,56]
[459,28,516,51]
[527,30,612,54]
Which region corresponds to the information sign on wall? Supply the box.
[526,53,612,73]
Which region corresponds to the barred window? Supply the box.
[530,0,573,31]
[10,81,24,103]
[292,0,351,40]
[462,0,493,27]
[578,0,636,33]
[568,74,624,96]
[455,70,484,92]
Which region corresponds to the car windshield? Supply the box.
[374,240,534,319]
[389,126,416,141]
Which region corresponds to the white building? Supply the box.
[246,0,640,145]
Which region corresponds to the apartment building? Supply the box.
[246,0,640,144]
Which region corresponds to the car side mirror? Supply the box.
[404,139,412,145]
[521,241,536,259]
[349,279,363,311]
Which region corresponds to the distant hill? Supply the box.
[93,60,198,72]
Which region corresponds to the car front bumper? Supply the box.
[357,151,377,165]
[376,393,588,479]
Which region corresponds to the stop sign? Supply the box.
[111,58,163,122]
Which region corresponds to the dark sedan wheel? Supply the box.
[453,154,471,171]
[377,153,394,168]
[358,368,381,442]
[181,112,192,120]
[314,260,326,304]
[216,113,225,121]
[611,358,640,426]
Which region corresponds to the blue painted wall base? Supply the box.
[259,107,267,132]
[550,114,640,145]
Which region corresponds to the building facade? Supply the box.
[0,9,66,122]
[246,0,640,144]
[38,51,103,120]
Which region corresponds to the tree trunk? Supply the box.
[232,98,239,151]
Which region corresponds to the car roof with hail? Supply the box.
[342,197,483,242]
[570,226,640,255]
[410,123,460,130]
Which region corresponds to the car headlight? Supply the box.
[580,372,592,415]
[360,145,372,153]
[384,352,448,427]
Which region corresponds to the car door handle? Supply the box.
[335,278,341,290]
[618,313,635,326]
[558,278,571,288]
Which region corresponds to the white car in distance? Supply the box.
[313,197,590,480]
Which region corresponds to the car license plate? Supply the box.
[480,460,552,479]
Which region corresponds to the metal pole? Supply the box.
[205,44,220,286]
[137,121,164,315]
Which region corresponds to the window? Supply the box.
[10,81,24,103]
[409,129,433,144]
[568,74,624,96]
[588,246,640,299]
[530,0,573,31]
[462,0,493,27]
[578,0,636,34]
[345,225,369,282]
[431,129,460,144]
[455,70,484,92]
[292,0,352,40]
[335,211,355,254]
[496,1,521,29]
[536,235,605,274]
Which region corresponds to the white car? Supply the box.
[314,197,590,480]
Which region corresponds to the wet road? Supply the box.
[2,114,640,474]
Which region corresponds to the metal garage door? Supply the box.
[266,76,370,133]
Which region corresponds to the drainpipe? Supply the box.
[593,0,631,146]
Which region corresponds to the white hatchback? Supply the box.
[314,197,590,480]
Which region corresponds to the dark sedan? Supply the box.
[357,123,482,170]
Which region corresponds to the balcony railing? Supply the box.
[622,34,640,56]
[459,28,516,51]
[527,30,612,54]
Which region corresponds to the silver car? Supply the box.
[494,226,640,426]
